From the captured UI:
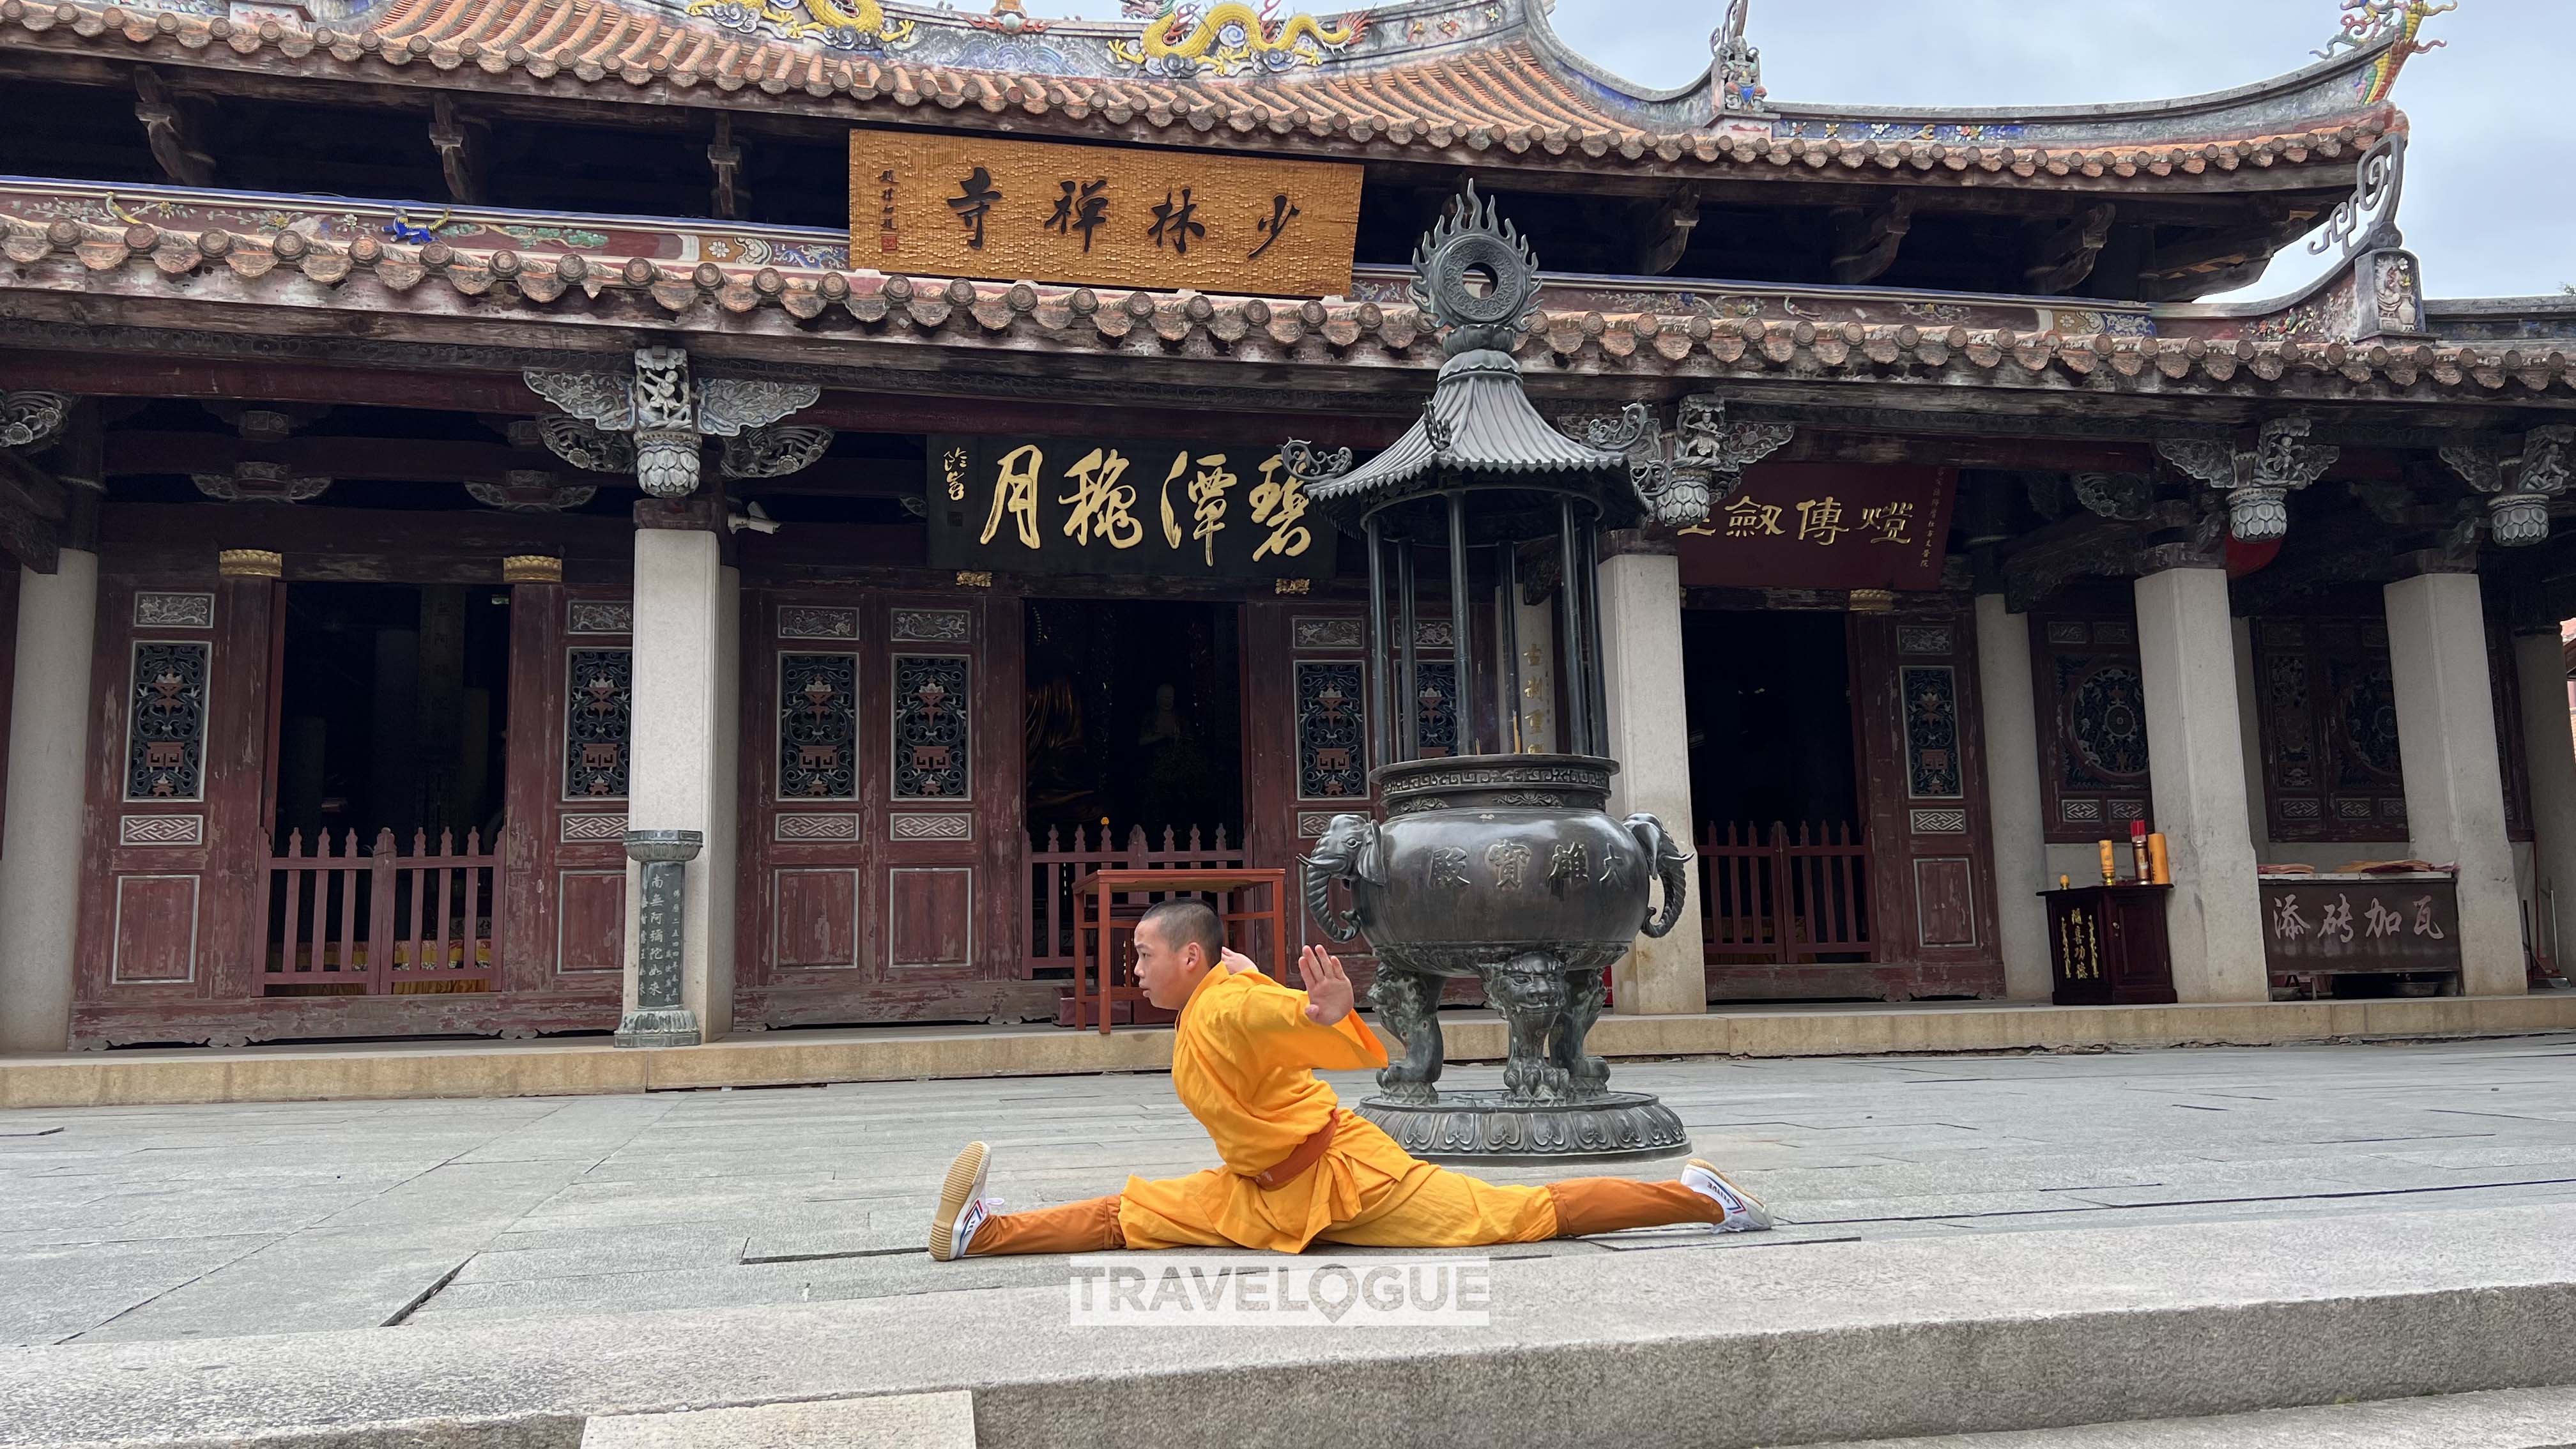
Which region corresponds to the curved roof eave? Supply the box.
[1510,1,2407,144]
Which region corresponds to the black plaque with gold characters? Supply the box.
[926,435,1337,581]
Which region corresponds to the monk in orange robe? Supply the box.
[930,897,1770,1259]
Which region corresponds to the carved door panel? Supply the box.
[740,588,1026,1027]
[499,585,631,992]
[1851,606,2005,994]
[73,574,266,1038]
[1241,601,1386,974]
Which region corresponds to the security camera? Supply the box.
[728,500,781,535]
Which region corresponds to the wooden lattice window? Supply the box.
[778,652,859,801]
[2031,613,2154,844]
[2253,613,2532,845]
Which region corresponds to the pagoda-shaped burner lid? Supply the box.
[1289,184,1644,542]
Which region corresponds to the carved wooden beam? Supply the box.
[429,96,487,206]
[1997,512,2143,613]
[131,67,214,187]
[2024,203,2116,295]
[1630,185,1701,277]
[1828,196,1914,286]
[709,115,747,222]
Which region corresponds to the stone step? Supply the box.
[8,994,2573,1109]
[1811,1385,2576,1448]
[582,1393,976,1449]
[4,1204,2573,1449]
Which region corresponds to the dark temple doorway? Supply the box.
[1683,610,1860,831]
[1683,609,1871,967]
[1022,597,1244,845]
[264,582,514,997]
[273,582,514,851]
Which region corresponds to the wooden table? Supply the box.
[2043,884,2177,1006]
[1070,868,1287,1035]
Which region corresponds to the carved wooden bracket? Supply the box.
[525,347,825,498]
[2025,204,2116,295]
[1828,196,1914,286]
[709,116,747,222]
[429,96,488,207]
[132,67,213,187]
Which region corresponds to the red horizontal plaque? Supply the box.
[1675,464,1956,591]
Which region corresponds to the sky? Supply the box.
[1016,0,2566,303]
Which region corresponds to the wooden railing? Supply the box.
[1699,821,1873,964]
[265,827,501,995]
[1022,824,1245,978]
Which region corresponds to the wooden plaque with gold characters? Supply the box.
[851,129,1362,298]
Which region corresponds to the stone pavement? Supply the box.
[5,1032,2576,1347]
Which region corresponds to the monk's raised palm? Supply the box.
[1298,946,1354,1026]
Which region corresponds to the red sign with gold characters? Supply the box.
[1675,464,1956,591]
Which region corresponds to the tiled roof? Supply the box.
[0,0,2394,183]
[6,211,2570,401]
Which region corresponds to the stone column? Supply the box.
[621,497,737,1044]
[2133,564,2268,1002]
[2385,571,2524,995]
[1973,592,2052,1000]
[1595,537,1704,1015]
[2511,627,2576,967]
[0,546,99,1052]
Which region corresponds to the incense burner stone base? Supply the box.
[1355,1089,1690,1167]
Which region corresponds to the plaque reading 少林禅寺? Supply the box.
[853,130,1361,298]
[927,434,1338,581]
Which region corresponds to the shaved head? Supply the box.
[1138,897,1223,968]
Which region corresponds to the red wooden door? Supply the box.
[498,583,632,993]
[71,572,269,1046]
[737,587,1041,1027]
[1241,601,1376,966]
[1850,604,2006,1000]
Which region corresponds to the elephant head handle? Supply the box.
[1298,813,1381,943]
[1625,812,1693,939]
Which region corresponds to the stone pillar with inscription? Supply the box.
[622,495,737,1043]
[1972,591,2053,1000]
[1596,534,1705,1015]
[2133,556,2268,1003]
[2512,625,2576,968]
[0,499,99,1052]
[618,829,704,1046]
[2385,569,2524,996]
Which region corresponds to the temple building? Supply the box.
[0,0,2570,1055]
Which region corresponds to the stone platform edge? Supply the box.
[4,993,2572,1110]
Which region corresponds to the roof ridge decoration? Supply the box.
[1108,0,1366,78]
[687,0,916,54]
[1710,0,1763,116]
[2318,0,2454,105]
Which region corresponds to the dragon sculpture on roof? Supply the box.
[687,0,917,53]
[1110,0,1367,78]
[2314,0,2457,104]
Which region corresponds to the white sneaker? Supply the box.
[1683,1158,1774,1232]
[929,1141,997,1261]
